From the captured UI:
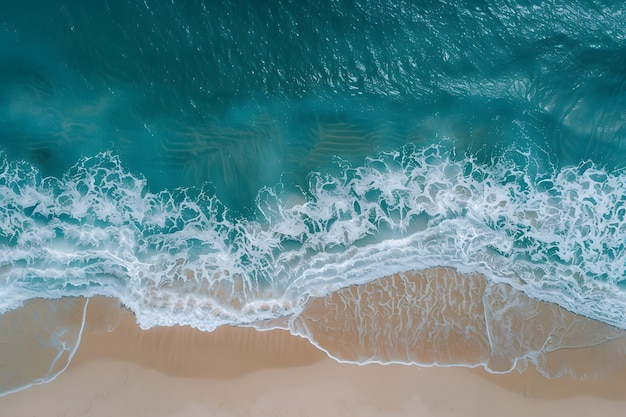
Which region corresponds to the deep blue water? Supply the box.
[1,0,626,394]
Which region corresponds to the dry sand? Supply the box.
[1,296,626,417]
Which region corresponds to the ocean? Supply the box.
[1,0,626,395]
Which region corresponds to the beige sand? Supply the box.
[292,269,626,378]
[1,296,626,417]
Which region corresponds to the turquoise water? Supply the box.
[1,0,626,393]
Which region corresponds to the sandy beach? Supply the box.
[1,296,626,417]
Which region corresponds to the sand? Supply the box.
[1,296,626,417]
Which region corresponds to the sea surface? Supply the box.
[1,0,626,395]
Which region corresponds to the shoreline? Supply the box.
[1,297,626,416]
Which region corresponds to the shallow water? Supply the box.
[1,0,626,395]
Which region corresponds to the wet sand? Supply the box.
[1,295,626,416]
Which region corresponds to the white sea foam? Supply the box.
[1,145,625,331]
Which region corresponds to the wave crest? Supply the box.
[1,146,626,330]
